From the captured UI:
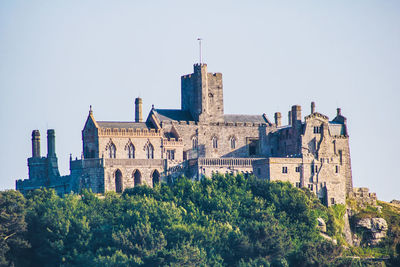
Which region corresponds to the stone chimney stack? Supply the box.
[135,97,143,122]
[337,108,341,116]
[274,112,281,127]
[288,110,292,125]
[291,105,302,124]
[47,129,56,158]
[32,130,40,158]
[311,102,315,114]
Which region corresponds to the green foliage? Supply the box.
[1,174,344,266]
[326,204,346,245]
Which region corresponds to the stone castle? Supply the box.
[16,62,353,206]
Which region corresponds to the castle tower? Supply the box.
[47,129,56,158]
[135,97,143,122]
[32,130,41,158]
[181,63,224,122]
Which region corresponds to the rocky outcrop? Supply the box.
[317,217,326,233]
[356,218,388,246]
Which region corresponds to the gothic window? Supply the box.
[230,137,236,149]
[212,136,218,149]
[127,143,135,159]
[192,136,198,149]
[145,143,154,159]
[108,143,116,158]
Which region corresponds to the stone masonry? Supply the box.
[16,62,353,206]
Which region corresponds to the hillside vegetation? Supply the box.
[1,174,399,266]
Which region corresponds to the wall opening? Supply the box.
[133,170,141,186]
[152,170,160,187]
[115,169,123,193]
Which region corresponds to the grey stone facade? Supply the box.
[16,62,353,206]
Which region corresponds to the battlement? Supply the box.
[99,128,162,137]
[162,138,183,147]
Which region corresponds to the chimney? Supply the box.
[47,129,56,158]
[288,111,292,125]
[311,102,315,114]
[274,112,281,127]
[337,108,341,116]
[135,97,143,122]
[291,105,302,124]
[31,130,40,158]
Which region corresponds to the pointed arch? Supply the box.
[106,140,116,158]
[115,169,123,193]
[212,135,218,149]
[229,135,237,149]
[191,135,198,149]
[151,169,160,187]
[125,140,135,159]
[133,169,141,186]
[144,141,154,159]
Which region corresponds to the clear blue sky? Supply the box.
[1,1,399,201]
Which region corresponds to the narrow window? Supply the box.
[108,143,116,158]
[167,149,175,160]
[212,136,218,149]
[295,166,301,172]
[295,182,300,188]
[230,137,236,149]
[335,165,339,174]
[192,136,198,149]
[127,143,135,159]
[282,166,288,173]
[331,198,335,205]
[145,143,154,159]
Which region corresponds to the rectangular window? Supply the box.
[282,166,288,174]
[335,165,339,173]
[167,150,175,160]
[295,166,300,172]
[295,182,300,188]
[313,126,321,134]
[331,198,335,205]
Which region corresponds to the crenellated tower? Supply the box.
[181,63,224,123]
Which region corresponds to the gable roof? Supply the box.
[224,114,267,123]
[153,109,194,122]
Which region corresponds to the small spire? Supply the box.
[89,105,93,115]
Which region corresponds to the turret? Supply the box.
[274,112,281,127]
[47,129,56,158]
[31,130,40,158]
[135,97,143,122]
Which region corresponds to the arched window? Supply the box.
[192,136,198,149]
[127,143,135,159]
[108,143,116,158]
[152,170,160,187]
[230,137,236,149]
[115,169,123,193]
[212,136,218,149]
[133,170,141,186]
[145,143,154,159]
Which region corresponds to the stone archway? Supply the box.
[152,170,160,187]
[133,169,141,186]
[115,169,123,193]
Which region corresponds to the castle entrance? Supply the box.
[133,170,141,186]
[115,169,123,193]
[152,170,160,187]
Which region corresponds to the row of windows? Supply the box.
[106,143,154,159]
[282,165,340,174]
[192,136,237,149]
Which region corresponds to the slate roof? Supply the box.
[96,121,149,129]
[224,114,267,123]
[154,109,194,122]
